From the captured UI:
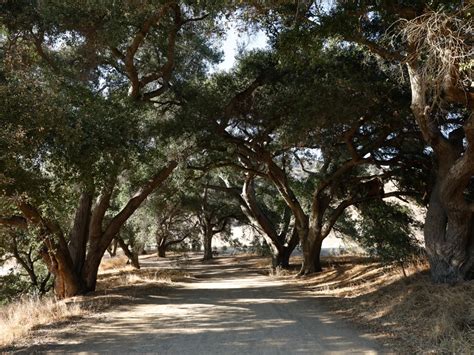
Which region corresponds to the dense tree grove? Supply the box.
[0,1,472,299]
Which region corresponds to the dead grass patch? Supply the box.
[270,267,295,277]
[1,256,190,349]
[0,296,87,348]
[97,267,189,291]
[252,257,272,269]
[99,255,129,271]
[290,256,474,353]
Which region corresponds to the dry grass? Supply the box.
[1,255,190,349]
[373,278,474,353]
[0,296,86,348]
[4,253,472,353]
[97,253,190,291]
[99,255,129,271]
[289,256,474,353]
[252,257,273,270]
[96,267,189,291]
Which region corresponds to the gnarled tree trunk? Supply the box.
[424,169,474,283]
[10,162,177,298]
[299,230,323,275]
[240,175,299,269]
[408,64,474,283]
[272,227,300,269]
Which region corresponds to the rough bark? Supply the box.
[299,230,323,275]
[9,162,177,297]
[424,184,474,283]
[423,170,474,283]
[68,193,92,274]
[203,229,213,260]
[408,63,474,283]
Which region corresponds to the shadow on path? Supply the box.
[12,255,388,354]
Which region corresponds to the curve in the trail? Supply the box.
[14,256,387,354]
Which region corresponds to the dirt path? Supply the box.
[14,256,387,354]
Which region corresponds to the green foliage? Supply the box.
[0,0,436,289]
[0,230,53,304]
[248,235,271,257]
[0,272,30,305]
[351,201,423,264]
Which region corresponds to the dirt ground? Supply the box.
[9,255,389,354]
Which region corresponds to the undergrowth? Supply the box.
[0,296,86,348]
[288,256,474,353]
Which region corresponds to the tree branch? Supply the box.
[321,190,419,239]
[101,161,178,248]
[0,215,28,229]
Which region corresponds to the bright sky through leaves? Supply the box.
[214,23,269,72]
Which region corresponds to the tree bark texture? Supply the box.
[12,162,177,297]
[203,229,213,260]
[408,64,474,283]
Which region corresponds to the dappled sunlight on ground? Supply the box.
[9,255,386,354]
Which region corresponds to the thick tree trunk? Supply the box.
[53,269,82,299]
[271,228,299,269]
[81,249,103,292]
[408,64,474,283]
[298,244,323,276]
[42,251,83,298]
[156,233,168,258]
[14,162,177,298]
[272,247,292,269]
[37,235,85,298]
[157,244,166,258]
[299,234,323,276]
[45,237,101,297]
[68,193,92,274]
[424,177,474,283]
[203,231,213,260]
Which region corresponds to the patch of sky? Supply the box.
[211,19,269,73]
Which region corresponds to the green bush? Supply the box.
[351,201,423,264]
[249,236,272,257]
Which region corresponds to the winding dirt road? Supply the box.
[14,256,387,354]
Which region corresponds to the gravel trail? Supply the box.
[12,256,387,354]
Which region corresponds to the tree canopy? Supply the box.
[0,0,472,299]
